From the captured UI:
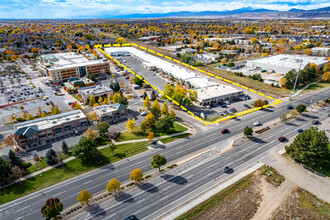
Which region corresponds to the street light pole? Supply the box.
[289,59,303,100]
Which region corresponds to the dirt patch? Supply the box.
[270,187,330,220]
[176,172,262,220]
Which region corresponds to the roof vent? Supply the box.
[53,121,57,124]
[75,115,80,118]
[66,118,70,121]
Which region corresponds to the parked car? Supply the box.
[312,120,319,125]
[68,102,73,105]
[244,104,250,108]
[287,105,294,109]
[224,166,232,173]
[297,129,304,133]
[220,104,227,108]
[221,129,229,134]
[231,108,237,112]
[278,136,286,142]
[74,130,79,135]
[206,105,211,109]
[140,111,148,116]
[223,110,229,115]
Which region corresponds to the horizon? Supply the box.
[1,0,330,19]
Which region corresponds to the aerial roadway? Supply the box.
[0,88,329,220]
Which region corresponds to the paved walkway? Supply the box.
[262,152,330,203]
[0,123,193,189]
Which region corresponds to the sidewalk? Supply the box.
[0,124,193,189]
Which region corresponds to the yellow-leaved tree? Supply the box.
[126,118,136,132]
[106,178,121,193]
[130,169,143,183]
[77,189,92,206]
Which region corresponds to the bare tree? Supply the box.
[16,77,21,86]
[9,77,15,86]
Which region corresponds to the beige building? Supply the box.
[42,53,110,83]
[12,110,87,151]
[93,103,128,123]
[78,85,113,105]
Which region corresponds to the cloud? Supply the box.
[0,0,329,18]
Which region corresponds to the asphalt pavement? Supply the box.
[0,88,329,220]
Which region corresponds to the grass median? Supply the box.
[160,133,192,144]
[118,122,188,142]
[0,141,148,205]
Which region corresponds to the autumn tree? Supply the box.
[145,113,156,129]
[170,109,176,119]
[151,154,167,172]
[5,134,16,147]
[28,113,33,120]
[83,127,99,140]
[130,168,143,182]
[290,109,298,118]
[115,37,127,45]
[322,72,330,82]
[280,113,287,121]
[126,118,136,132]
[147,132,154,141]
[41,198,63,220]
[244,126,253,137]
[89,94,95,106]
[161,102,169,115]
[52,106,61,115]
[77,189,92,206]
[253,99,264,108]
[151,99,161,119]
[144,96,151,108]
[106,178,121,193]
[98,96,103,103]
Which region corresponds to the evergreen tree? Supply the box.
[150,90,156,101]
[46,149,58,166]
[62,141,69,154]
[8,150,23,169]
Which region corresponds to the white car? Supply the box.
[253,121,262,126]
[140,111,148,116]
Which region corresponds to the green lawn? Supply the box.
[300,83,330,94]
[117,122,188,142]
[160,133,191,144]
[175,174,253,220]
[0,142,148,205]
[72,94,83,102]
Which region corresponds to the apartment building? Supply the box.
[42,53,110,83]
[93,103,128,123]
[12,110,87,151]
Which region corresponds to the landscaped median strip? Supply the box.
[97,45,284,125]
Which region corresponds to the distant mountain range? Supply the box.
[94,6,330,19]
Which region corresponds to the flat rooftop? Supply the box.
[78,85,113,97]
[42,52,108,70]
[196,84,242,101]
[248,54,328,70]
[187,77,218,88]
[13,110,86,133]
[93,103,125,115]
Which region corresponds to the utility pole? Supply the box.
[289,59,303,100]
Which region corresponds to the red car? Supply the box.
[221,129,229,134]
[278,136,286,142]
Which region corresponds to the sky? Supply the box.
[0,0,329,19]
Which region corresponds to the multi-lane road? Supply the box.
[0,88,329,220]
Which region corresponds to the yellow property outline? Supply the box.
[95,43,283,126]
